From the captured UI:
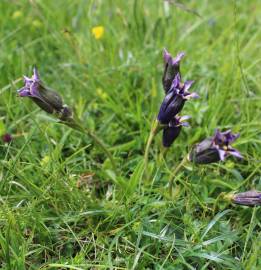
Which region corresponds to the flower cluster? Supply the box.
[157,49,199,148]
[157,49,242,165]
[158,50,261,208]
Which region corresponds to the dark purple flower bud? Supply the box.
[17,67,64,114]
[231,190,261,206]
[162,49,185,93]
[162,116,190,147]
[189,129,242,164]
[157,74,199,124]
[2,133,12,143]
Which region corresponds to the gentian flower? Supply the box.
[158,73,199,124]
[162,49,185,93]
[189,129,242,164]
[231,190,261,206]
[162,116,190,147]
[17,68,69,117]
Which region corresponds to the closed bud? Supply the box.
[162,49,185,93]
[162,116,190,147]
[231,190,261,206]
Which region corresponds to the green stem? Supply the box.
[212,192,227,214]
[144,119,160,181]
[169,155,188,196]
[61,119,117,173]
[178,179,208,210]
[87,129,117,172]
[168,157,207,210]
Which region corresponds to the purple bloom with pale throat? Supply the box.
[162,116,190,147]
[158,73,199,125]
[189,129,242,164]
[17,67,65,115]
[162,49,185,93]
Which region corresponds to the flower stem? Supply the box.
[169,155,188,196]
[61,119,117,173]
[87,129,117,171]
[144,119,160,181]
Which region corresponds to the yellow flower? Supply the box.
[92,26,104,39]
[12,11,23,19]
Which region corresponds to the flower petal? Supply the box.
[180,121,190,127]
[33,67,40,81]
[223,130,240,144]
[170,73,181,89]
[171,52,185,65]
[184,92,199,100]
[179,115,191,122]
[229,149,243,159]
[163,48,172,63]
[17,87,30,97]
[218,149,226,161]
[183,80,194,92]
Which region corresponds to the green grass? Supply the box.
[0,0,261,269]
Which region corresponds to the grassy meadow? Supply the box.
[0,0,261,269]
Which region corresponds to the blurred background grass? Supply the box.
[0,0,261,269]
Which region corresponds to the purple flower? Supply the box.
[157,73,199,124]
[189,129,242,164]
[162,49,185,93]
[17,67,64,114]
[162,116,190,147]
[2,133,12,143]
[232,190,261,206]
